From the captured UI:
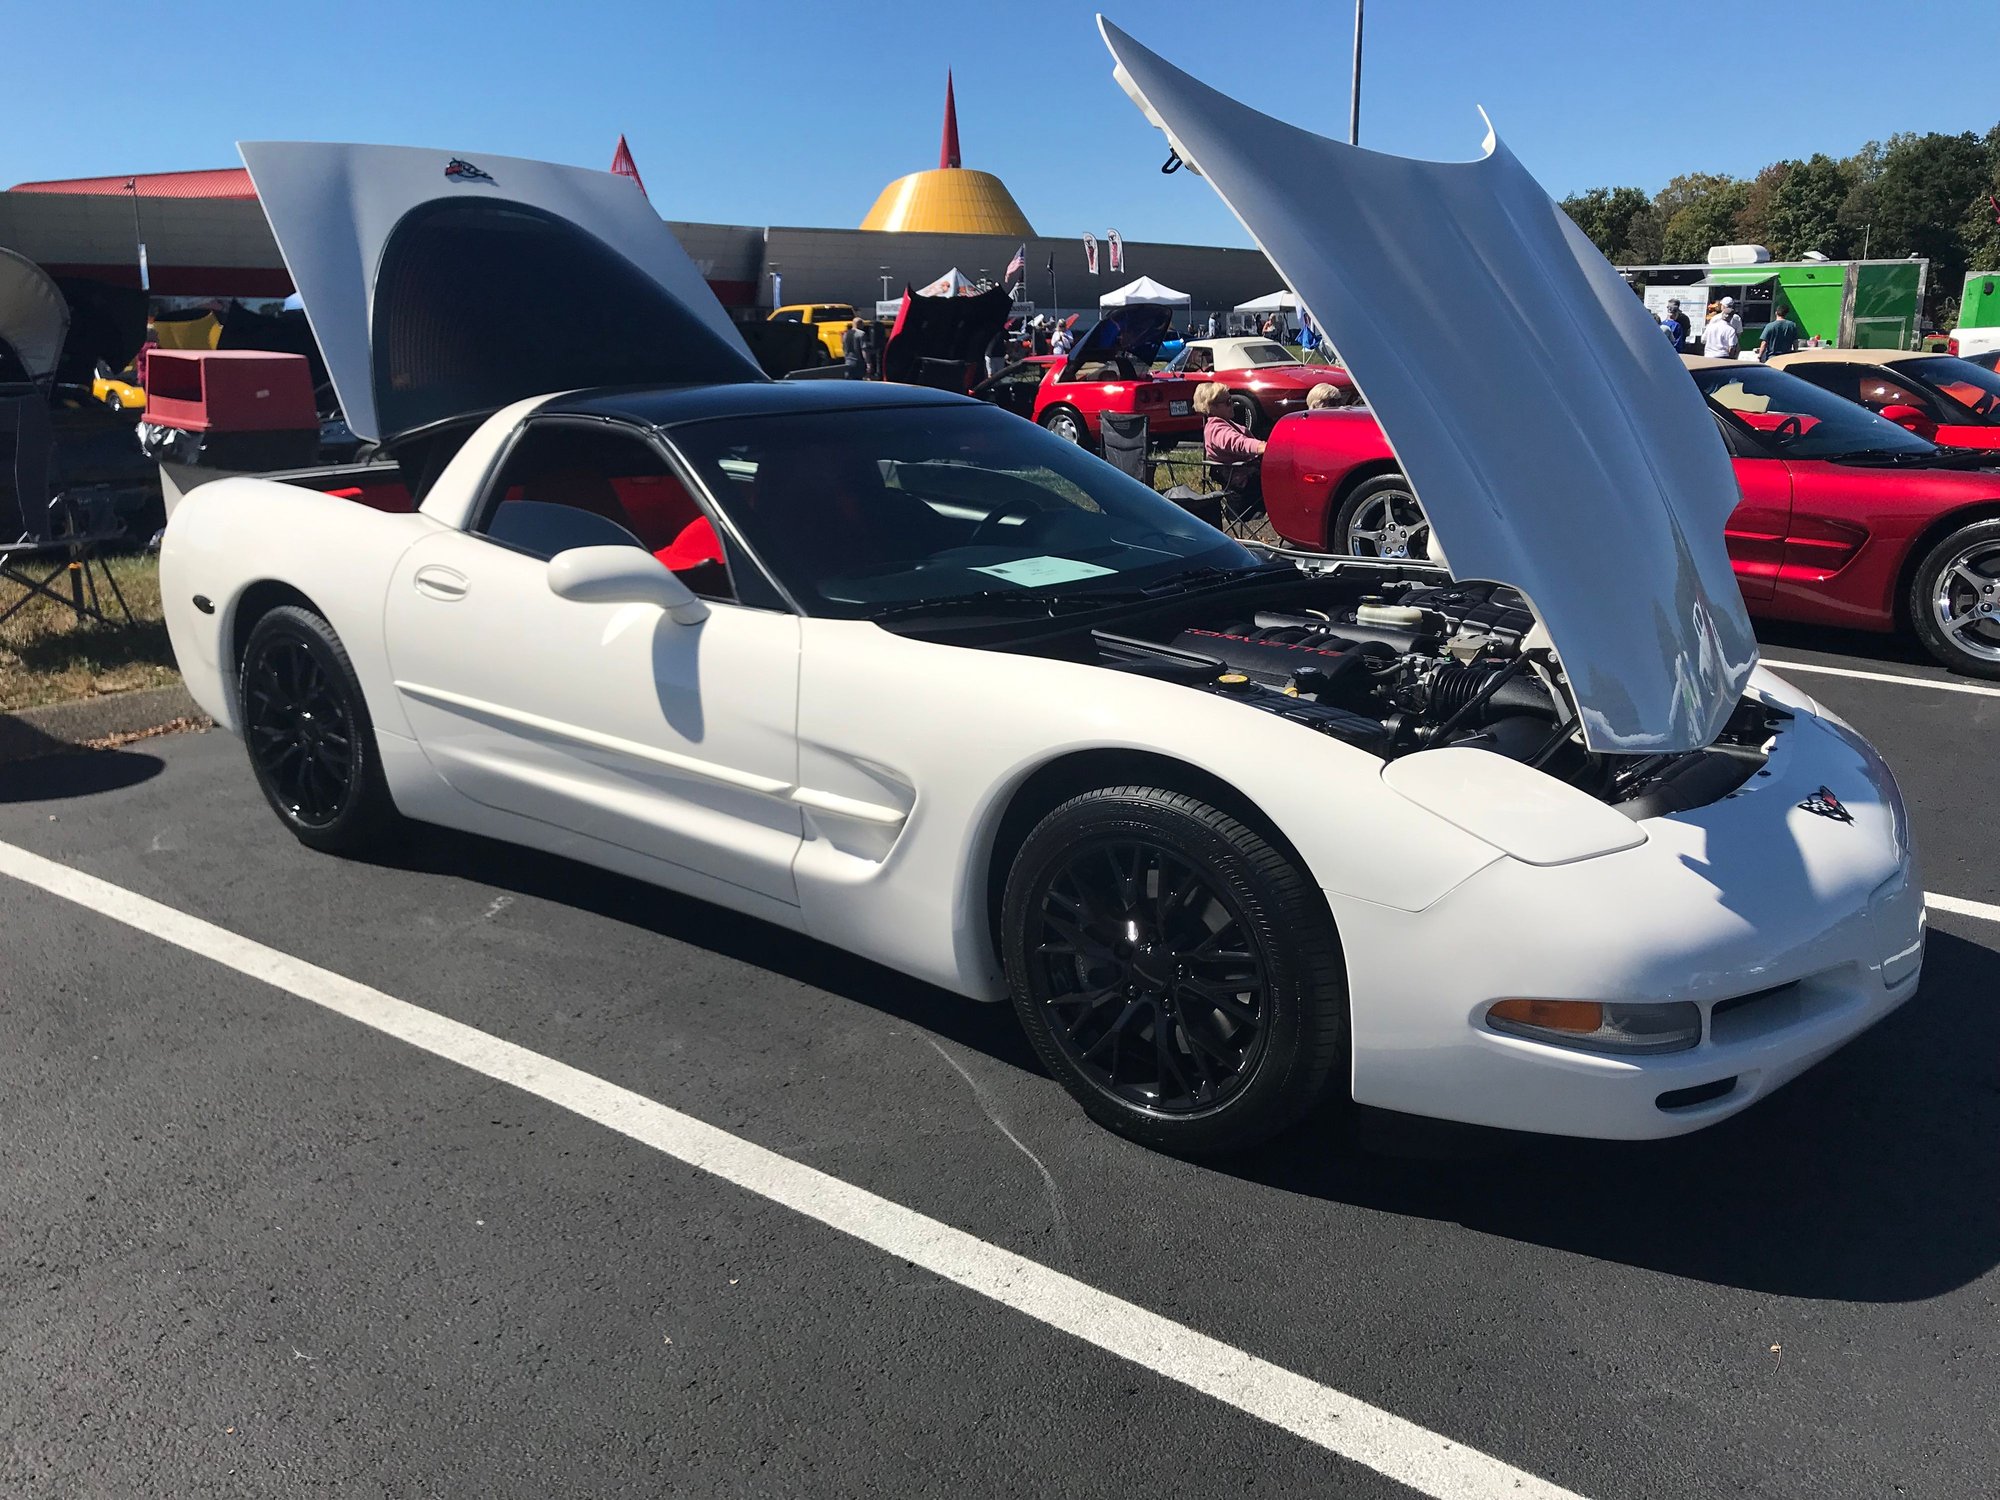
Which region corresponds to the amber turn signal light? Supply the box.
[1487,998,1605,1034]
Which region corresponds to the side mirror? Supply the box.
[547,545,709,625]
[1876,403,1937,441]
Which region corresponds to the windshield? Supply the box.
[1233,340,1297,367]
[665,401,1259,618]
[1899,355,2000,420]
[1693,364,1937,459]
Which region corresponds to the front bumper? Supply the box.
[1332,705,1923,1139]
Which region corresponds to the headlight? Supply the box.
[1485,998,1701,1055]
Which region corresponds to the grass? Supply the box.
[0,553,179,713]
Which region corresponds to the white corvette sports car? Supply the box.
[160,22,1922,1155]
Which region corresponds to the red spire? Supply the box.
[939,70,961,170]
[610,134,647,197]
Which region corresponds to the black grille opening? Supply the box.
[1656,1077,1738,1112]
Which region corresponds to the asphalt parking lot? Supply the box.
[3,622,1996,1500]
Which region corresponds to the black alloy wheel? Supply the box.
[238,605,399,852]
[1003,786,1348,1155]
[1908,517,2000,679]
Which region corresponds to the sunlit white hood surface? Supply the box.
[238,141,762,446]
[1099,19,1757,753]
[0,248,71,385]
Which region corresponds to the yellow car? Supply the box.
[92,360,146,413]
[768,303,856,362]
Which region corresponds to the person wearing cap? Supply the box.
[1702,301,1740,359]
[1720,296,1743,338]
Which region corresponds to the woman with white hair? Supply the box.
[1196,381,1265,513]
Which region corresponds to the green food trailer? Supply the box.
[1625,256,1928,349]
[1958,270,2000,332]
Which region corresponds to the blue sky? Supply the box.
[7,0,1997,247]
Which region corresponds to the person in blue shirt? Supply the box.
[1659,298,1687,350]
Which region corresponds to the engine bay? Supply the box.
[1042,568,1782,819]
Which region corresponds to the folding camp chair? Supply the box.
[1096,411,1152,486]
[1194,456,1264,540]
[0,391,134,629]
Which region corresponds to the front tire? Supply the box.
[1333,473,1431,559]
[1001,786,1348,1156]
[1908,517,2000,679]
[238,605,400,853]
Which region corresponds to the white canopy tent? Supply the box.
[914,267,979,297]
[1234,289,1302,314]
[1099,275,1189,309]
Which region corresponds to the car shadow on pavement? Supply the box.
[1241,927,2000,1303]
[0,746,164,802]
[375,822,1046,1075]
[1754,618,1939,672]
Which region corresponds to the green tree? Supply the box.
[1957,124,2000,279]
[1867,131,1988,293]
[1733,162,1789,248]
[1653,171,1740,226]
[1762,154,1852,259]
[1660,179,1751,262]
[1559,185,1655,261]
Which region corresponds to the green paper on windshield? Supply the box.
[972,556,1118,587]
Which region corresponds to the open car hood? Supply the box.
[238,142,763,446]
[881,284,1013,386]
[1100,19,1756,753]
[1060,305,1173,381]
[0,248,70,386]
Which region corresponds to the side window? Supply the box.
[478,422,737,601]
[770,308,803,323]
[1855,370,1941,419]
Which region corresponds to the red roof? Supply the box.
[9,168,256,200]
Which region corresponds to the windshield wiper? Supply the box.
[1140,561,1295,595]
[1829,448,1977,467]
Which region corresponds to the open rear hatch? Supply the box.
[237,142,765,448]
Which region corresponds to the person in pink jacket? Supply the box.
[1196,381,1265,513]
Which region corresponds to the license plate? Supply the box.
[1169,400,1191,416]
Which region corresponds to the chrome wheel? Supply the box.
[1043,408,1084,444]
[1026,839,1270,1115]
[1345,484,1430,560]
[1928,537,2000,664]
[243,634,357,828]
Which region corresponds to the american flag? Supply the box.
[1004,243,1026,286]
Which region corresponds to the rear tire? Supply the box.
[238,605,401,853]
[1040,405,1092,450]
[1229,393,1262,437]
[1907,516,2000,679]
[1001,786,1348,1156]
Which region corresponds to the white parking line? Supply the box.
[1762,658,2000,699]
[0,837,1585,1500]
[1927,892,2000,924]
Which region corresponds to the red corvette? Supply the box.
[1157,336,1352,435]
[1262,356,2000,677]
[1769,348,2000,452]
[972,306,1200,450]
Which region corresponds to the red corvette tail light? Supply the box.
[1948,336,1960,356]
[1136,385,1159,404]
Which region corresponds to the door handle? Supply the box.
[414,565,469,602]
